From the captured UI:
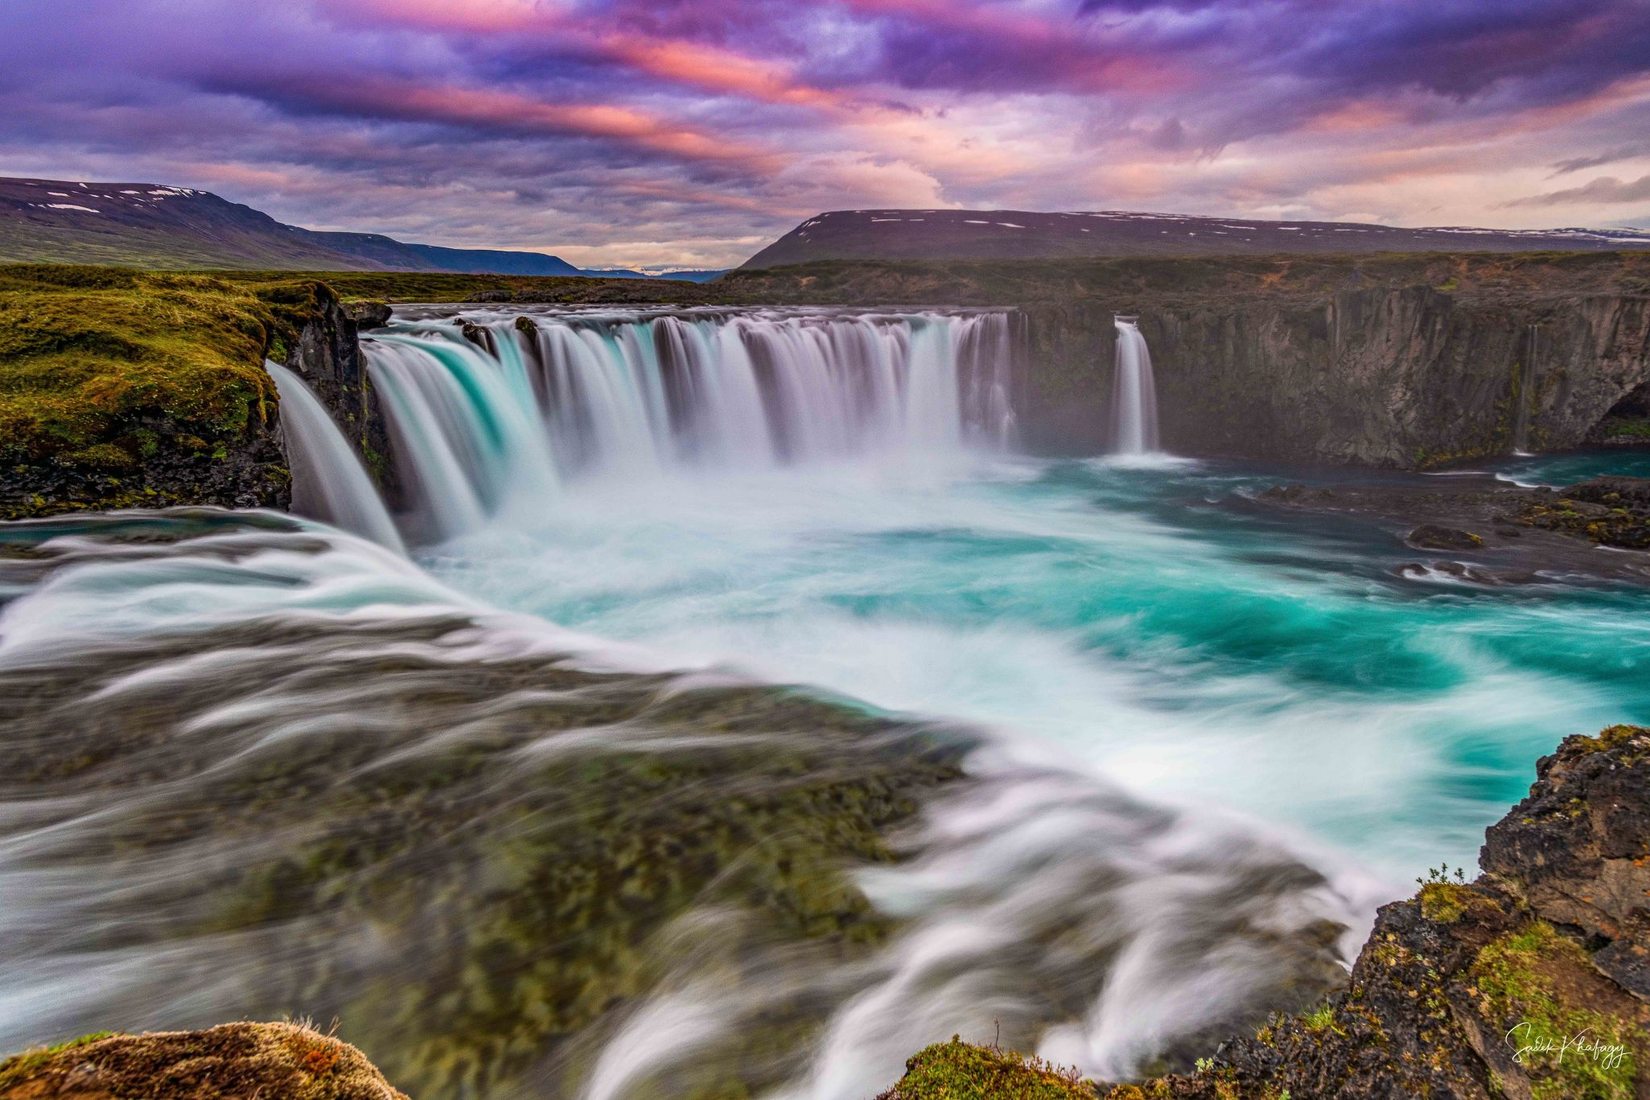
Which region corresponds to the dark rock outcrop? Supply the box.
[1518,477,1650,551]
[1107,725,1650,1100]
[1406,524,1485,550]
[265,282,397,494]
[1251,473,1650,584]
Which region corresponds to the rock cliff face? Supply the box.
[1018,288,1650,467]
[1104,724,1650,1100]
[268,285,398,496]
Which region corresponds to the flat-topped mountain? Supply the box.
[742,207,1650,268]
[0,177,722,280]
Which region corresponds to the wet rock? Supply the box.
[1258,484,1335,504]
[1246,472,1650,583]
[1481,724,1650,941]
[1566,475,1650,512]
[343,299,392,329]
[1518,482,1650,550]
[280,283,399,502]
[1406,524,1484,550]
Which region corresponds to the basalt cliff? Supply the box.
[725,251,1650,468]
[4,252,1650,521]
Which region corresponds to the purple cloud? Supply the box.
[1,0,1647,264]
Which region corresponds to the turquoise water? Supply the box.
[422,450,1650,883]
[5,437,1647,1092]
[1493,446,1650,486]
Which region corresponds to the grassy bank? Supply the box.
[0,265,282,469]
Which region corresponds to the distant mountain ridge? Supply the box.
[741,208,1650,268]
[0,177,724,281]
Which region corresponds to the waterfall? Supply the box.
[1512,325,1538,455]
[364,309,1019,540]
[1111,316,1160,454]
[267,362,406,554]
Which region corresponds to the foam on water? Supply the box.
[4,308,1649,1097]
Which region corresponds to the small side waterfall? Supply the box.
[364,308,1020,541]
[268,362,406,554]
[1111,316,1160,454]
[1511,325,1539,455]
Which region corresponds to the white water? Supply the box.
[1112,317,1160,454]
[0,512,1376,1099]
[267,362,406,554]
[1511,324,1538,455]
[363,308,1017,537]
[10,307,1649,1098]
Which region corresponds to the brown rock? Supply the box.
[0,1022,407,1100]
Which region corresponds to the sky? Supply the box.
[3,0,1649,268]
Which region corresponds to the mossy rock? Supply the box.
[0,265,278,464]
[877,1039,1098,1100]
[0,1022,406,1100]
[1469,921,1644,1100]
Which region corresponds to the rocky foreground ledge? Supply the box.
[6,727,1648,1099]
[0,1022,405,1100]
[880,724,1650,1099]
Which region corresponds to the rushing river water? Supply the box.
[421,448,1650,881]
[2,305,1648,1098]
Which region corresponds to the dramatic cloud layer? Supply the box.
[3,0,1648,265]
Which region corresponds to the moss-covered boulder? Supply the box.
[0,1022,406,1100]
[1517,478,1650,550]
[875,1039,1098,1099]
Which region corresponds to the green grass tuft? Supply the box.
[879,1039,1095,1100]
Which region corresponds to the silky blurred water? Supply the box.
[421,449,1650,882]
[7,298,1648,1095]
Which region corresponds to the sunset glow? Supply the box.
[2,0,1647,266]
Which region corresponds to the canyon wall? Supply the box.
[1018,282,1650,468]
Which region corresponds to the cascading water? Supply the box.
[268,362,406,554]
[9,301,1650,1100]
[1511,325,1539,456]
[1111,316,1160,454]
[363,308,1019,540]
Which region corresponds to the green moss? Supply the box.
[57,442,137,469]
[881,1039,1095,1100]
[0,265,278,464]
[1571,724,1650,755]
[1418,882,1474,924]
[1300,1002,1346,1036]
[1596,416,1650,441]
[0,1031,114,1090]
[1519,499,1650,551]
[1471,922,1641,1100]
